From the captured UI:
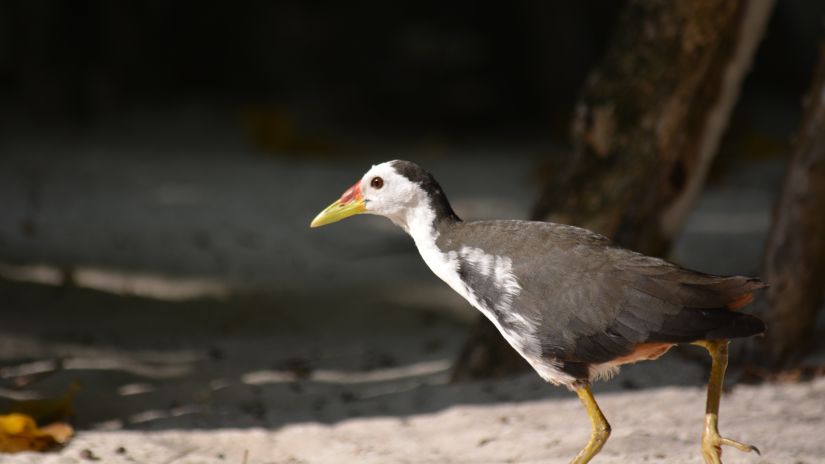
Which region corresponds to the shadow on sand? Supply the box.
[0,274,730,433]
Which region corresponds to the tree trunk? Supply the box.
[452,0,775,381]
[746,41,825,369]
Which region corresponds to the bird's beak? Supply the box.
[310,181,366,228]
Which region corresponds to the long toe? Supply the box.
[720,437,760,455]
[702,432,759,464]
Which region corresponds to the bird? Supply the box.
[310,160,766,464]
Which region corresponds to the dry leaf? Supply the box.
[0,413,74,452]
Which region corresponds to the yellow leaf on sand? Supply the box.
[0,413,74,453]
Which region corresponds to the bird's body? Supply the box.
[416,218,765,387]
[311,160,766,463]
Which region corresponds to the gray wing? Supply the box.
[447,220,766,367]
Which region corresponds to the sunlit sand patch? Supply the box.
[0,262,230,301]
[242,359,452,386]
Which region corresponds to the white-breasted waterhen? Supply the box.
[311,160,766,464]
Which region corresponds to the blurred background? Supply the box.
[1,0,824,456]
[1,1,820,139]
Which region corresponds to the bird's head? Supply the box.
[310,160,458,231]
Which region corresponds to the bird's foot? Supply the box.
[701,429,760,464]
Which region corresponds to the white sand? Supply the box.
[3,376,823,463]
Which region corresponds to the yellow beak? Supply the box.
[310,181,366,228]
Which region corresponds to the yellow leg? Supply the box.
[694,340,760,464]
[571,385,611,464]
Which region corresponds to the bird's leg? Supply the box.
[695,340,759,464]
[571,384,611,464]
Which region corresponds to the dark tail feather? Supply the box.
[705,311,766,340]
[645,307,767,344]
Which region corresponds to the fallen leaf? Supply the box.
[0,413,74,452]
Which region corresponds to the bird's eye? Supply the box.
[371,176,384,189]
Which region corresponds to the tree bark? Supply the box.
[746,42,825,369]
[452,0,775,381]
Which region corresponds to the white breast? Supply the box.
[409,223,535,355]
[399,204,576,386]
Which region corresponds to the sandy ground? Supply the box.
[1,277,823,464]
[1,121,823,463]
[4,377,825,464]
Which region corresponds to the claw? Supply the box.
[719,437,760,455]
[702,431,759,464]
[697,341,761,464]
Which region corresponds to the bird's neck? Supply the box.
[394,195,460,243]
[397,203,436,240]
[400,200,464,299]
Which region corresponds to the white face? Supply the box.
[359,161,428,225]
